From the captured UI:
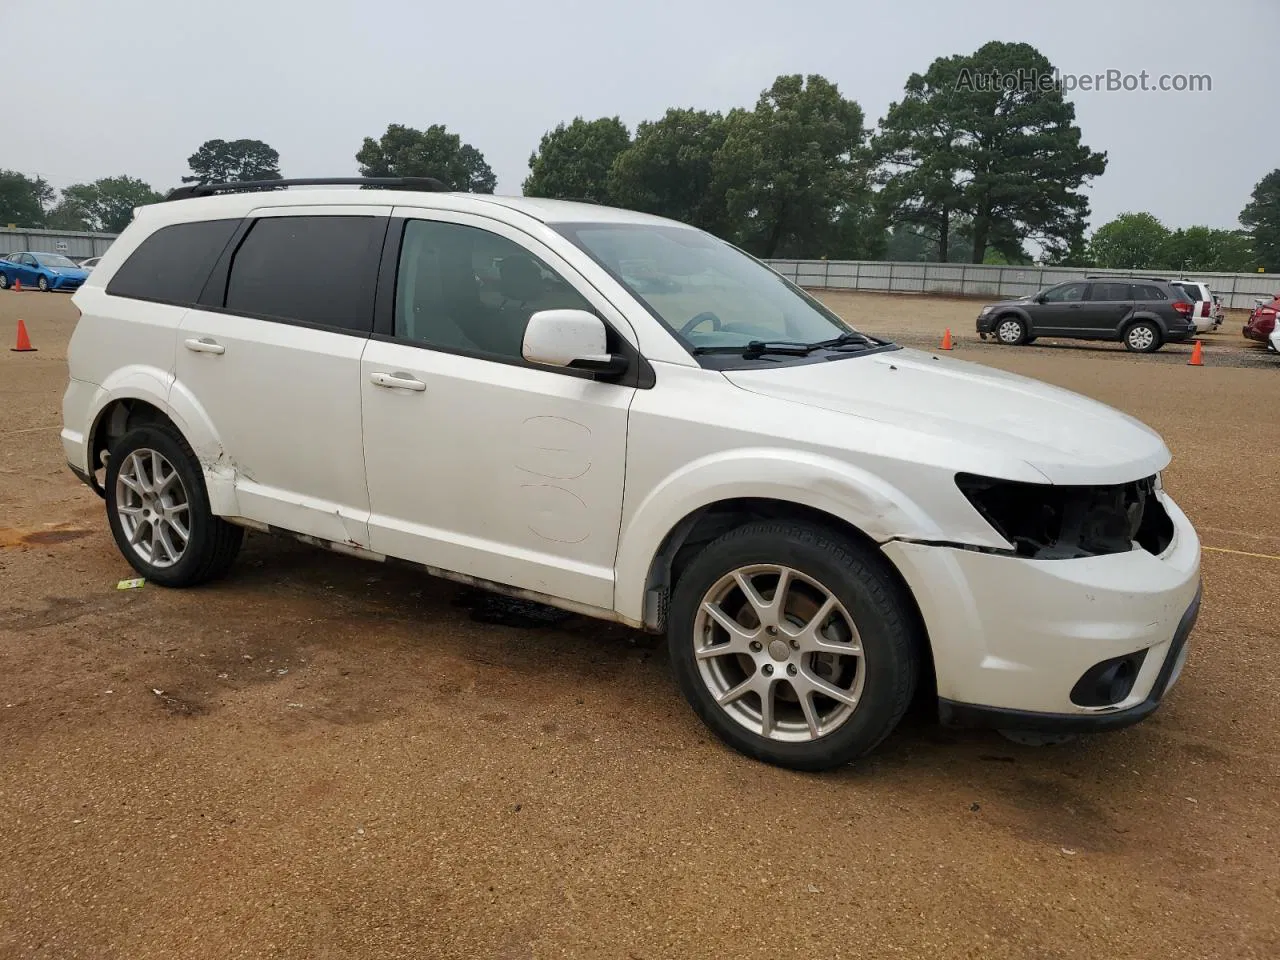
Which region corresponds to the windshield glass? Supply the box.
[35,254,77,268]
[554,222,859,350]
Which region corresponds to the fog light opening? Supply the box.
[1070,650,1149,708]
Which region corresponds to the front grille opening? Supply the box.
[957,473,1172,560]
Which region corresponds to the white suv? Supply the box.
[1171,279,1218,334]
[61,178,1203,770]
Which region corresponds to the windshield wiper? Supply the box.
[691,340,813,356]
[808,331,878,350]
[691,332,878,358]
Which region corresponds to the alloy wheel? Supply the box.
[1127,326,1155,351]
[997,319,1023,344]
[692,564,865,743]
[115,448,191,568]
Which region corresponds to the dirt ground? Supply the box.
[1,290,1277,960]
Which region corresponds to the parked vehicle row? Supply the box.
[59,176,1203,771]
[0,251,91,292]
[976,276,1201,352]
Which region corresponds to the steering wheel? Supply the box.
[679,311,722,337]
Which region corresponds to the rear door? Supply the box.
[1084,281,1135,335]
[175,206,388,546]
[1033,281,1090,334]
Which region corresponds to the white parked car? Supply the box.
[80,257,103,272]
[1171,279,1218,334]
[60,178,1203,770]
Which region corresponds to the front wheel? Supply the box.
[1123,321,1161,353]
[667,520,921,771]
[994,316,1028,345]
[105,423,244,587]
[37,276,50,292]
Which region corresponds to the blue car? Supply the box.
[0,251,90,292]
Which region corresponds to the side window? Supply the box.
[1088,282,1130,301]
[1139,284,1168,301]
[1044,283,1086,303]
[19,254,35,266]
[394,219,596,362]
[224,215,381,332]
[107,219,240,305]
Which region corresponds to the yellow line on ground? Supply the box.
[1203,546,1280,562]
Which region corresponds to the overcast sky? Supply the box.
[7,0,1276,233]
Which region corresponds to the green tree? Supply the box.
[1163,226,1257,273]
[45,199,91,231]
[523,116,630,203]
[608,108,732,233]
[182,138,283,185]
[0,170,54,227]
[714,74,869,259]
[872,74,968,262]
[357,123,495,193]
[1240,168,1280,271]
[1088,212,1171,269]
[57,176,163,233]
[877,42,1107,264]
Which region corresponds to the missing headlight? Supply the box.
[956,473,1173,560]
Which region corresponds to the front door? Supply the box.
[174,207,388,546]
[1033,281,1090,334]
[16,254,40,286]
[359,213,638,611]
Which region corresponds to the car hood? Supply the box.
[48,267,89,278]
[722,347,1171,485]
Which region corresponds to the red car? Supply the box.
[1244,296,1279,343]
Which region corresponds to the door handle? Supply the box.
[184,337,225,355]
[370,371,426,392]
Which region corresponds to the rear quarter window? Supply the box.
[1137,285,1168,301]
[105,218,241,305]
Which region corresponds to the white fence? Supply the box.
[766,259,1280,310]
[0,227,118,260]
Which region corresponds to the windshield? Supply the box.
[553,222,860,351]
[35,254,77,268]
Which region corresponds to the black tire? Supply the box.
[667,520,921,772]
[37,276,50,292]
[104,423,243,587]
[1123,320,1161,353]
[993,315,1028,345]
[0,273,9,290]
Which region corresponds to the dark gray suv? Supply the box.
[975,278,1199,353]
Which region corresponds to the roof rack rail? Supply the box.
[164,176,451,202]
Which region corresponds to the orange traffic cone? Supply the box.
[12,278,21,292]
[1188,340,1203,366]
[940,328,954,350]
[11,318,35,352]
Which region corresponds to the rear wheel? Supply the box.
[0,273,9,290]
[1123,321,1161,353]
[105,423,243,587]
[994,316,1028,345]
[668,520,921,771]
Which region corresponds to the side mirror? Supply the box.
[522,309,628,378]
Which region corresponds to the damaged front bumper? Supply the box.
[881,489,1202,730]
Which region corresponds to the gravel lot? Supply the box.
[1,289,1277,960]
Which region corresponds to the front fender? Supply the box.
[613,447,950,624]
